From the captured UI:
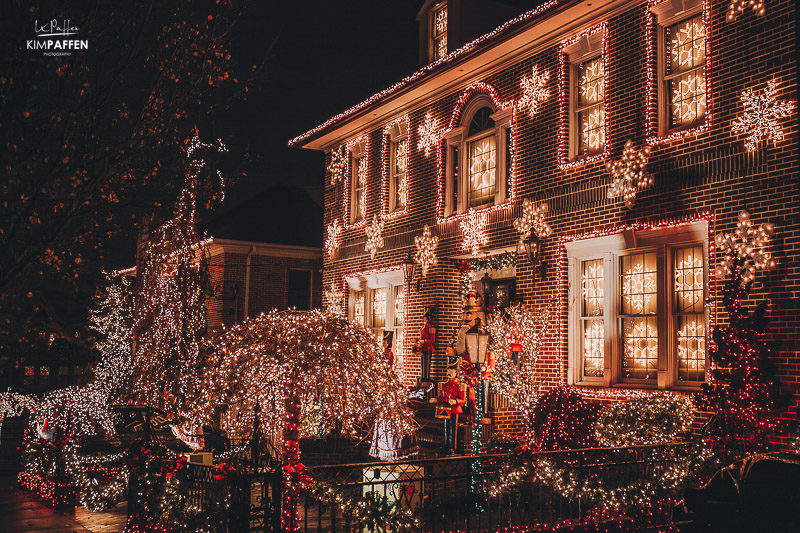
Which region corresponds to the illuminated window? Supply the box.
[432,3,447,61]
[651,0,706,136]
[352,156,366,222]
[443,96,511,216]
[567,222,708,388]
[562,29,605,163]
[390,137,407,212]
[348,272,406,367]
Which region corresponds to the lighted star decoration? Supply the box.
[606,140,653,209]
[518,65,551,117]
[364,215,385,259]
[513,199,552,242]
[323,282,344,316]
[417,111,440,157]
[715,210,776,285]
[327,146,346,185]
[731,79,795,152]
[414,225,439,277]
[727,0,765,21]
[460,208,489,256]
[324,219,342,257]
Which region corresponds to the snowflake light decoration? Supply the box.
[414,225,439,277]
[731,79,795,152]
[324,219,342,258]
[460,208,489,256]
[364,215,385,259]
[417,111,440,157]
[727,0,765,21]
[327,146,346,185]
[518,65,551,117]
[715,210,776,285]
[323,282,344,316]
[606,140,653,209]
[513,199,552,242]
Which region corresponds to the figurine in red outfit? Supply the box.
[382,330,394,369]
[429,348,465,454]
[415,306,436,382]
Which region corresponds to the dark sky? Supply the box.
[206,1,422,209]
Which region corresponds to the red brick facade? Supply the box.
[298,0,798,433]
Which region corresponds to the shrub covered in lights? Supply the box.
[532,386,601,450]
[595,394,694,447]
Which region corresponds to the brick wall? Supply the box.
[320,0,798,428]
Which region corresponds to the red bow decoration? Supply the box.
[212,461,235,481]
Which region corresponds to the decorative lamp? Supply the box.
[402,253,418,290]
[465,317,490,366]
[522,234,545,281]
[480,273,492,302]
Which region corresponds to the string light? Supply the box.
[323,282,344,316]
[513,199,552,242]
[324,219,342,257]
[595,393,694,446]
[460,208,489,256]
[287,0,558,147]
[458,253,517,299]
[727,0,765,21]
[364,215,385,260]
[326,145,346,185]
[35,386,115,438]
[417,111,440,157]
[714,210,775,285]
[517,65,551,117]
[89,272,134,400]
[413,224,439,277]
[731,78,795,152]
[606,140,653,209]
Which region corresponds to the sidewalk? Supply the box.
[0,477,127,533]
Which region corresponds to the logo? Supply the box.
[26,19,89,56]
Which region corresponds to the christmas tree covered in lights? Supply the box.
[696,211,781,461]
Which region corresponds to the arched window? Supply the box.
[442,94,512,216]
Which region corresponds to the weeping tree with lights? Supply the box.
[485,303,553,440]
[696,210,781,462]
[128,135,228,416]
[89,272,134,401]
[191,309,415,531]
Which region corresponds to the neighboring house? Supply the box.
[292,0,798,435]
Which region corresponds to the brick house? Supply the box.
[292,0,797,435]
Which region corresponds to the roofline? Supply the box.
[288,0,564,148]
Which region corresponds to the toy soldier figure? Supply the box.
[430,348,466,454]
[415,306,436,382]
[382,330,394,369]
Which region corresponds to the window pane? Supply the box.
[576,57,605,155]
[392,138,407,209]
[667,15,706,129]
[667,15,705,75]
[669,70,706,128]
[393,285,404,327]
[582,259,604,317]
[372,288,387,329]
[578,58,605,107]
[353,292,365,326]
[621,252,658,315]
[579,105,605,154]
[468,135,497,207]
[583,319,605,378]
[623,317,658,380]
[674,246,704,313]
[433,6,447,59]
[677,315,705,382]
[353,157,366,220]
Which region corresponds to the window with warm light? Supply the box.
[567,222,708,389]
[348,277,405,371]
[432,3,447,61]
[562,29,606,163]
[651,0,706,137]
[351,155,366,223]
[390,137,407,213]
[443,96,511,217]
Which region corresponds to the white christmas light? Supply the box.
[513,199,552,242]
[327,146,346,185]
[727,0,765,21]
[324,219,342,257]
[731,78,795,152]
[606,140,653,209]
[414,225,439,277]
[715,210,776,285]
[517,65,550,117]
[324,282,344,316]
[417,111,440,157]
[460,208,489,256]
[364,215,385,259]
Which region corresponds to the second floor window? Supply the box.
[351,155,366,223]
[575,56,606,156]
[432,4,447,60]
[390,137,407,212]
[665,13,706,130]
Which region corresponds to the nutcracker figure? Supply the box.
[415,306,436,383]
[382,330,394,369]
[429,348,465,454]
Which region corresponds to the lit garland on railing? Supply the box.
[288,0,559,147]
[558,23,608,169]
[595,393,694,447]
[646,0,713,145]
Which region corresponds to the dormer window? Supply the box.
[432,3,448,60]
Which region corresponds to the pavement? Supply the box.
[0,477,128,533]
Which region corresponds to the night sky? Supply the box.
[207,1,421,209]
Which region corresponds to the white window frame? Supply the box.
[566,221,709,390]
[348,140,366,224]
[443,97,511,217]
[386,121,408,215]
[564,31,605,161]
[651,0,705,136]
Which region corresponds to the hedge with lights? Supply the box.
[595,394,694,447]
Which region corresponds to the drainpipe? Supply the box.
[243,246,256,320]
